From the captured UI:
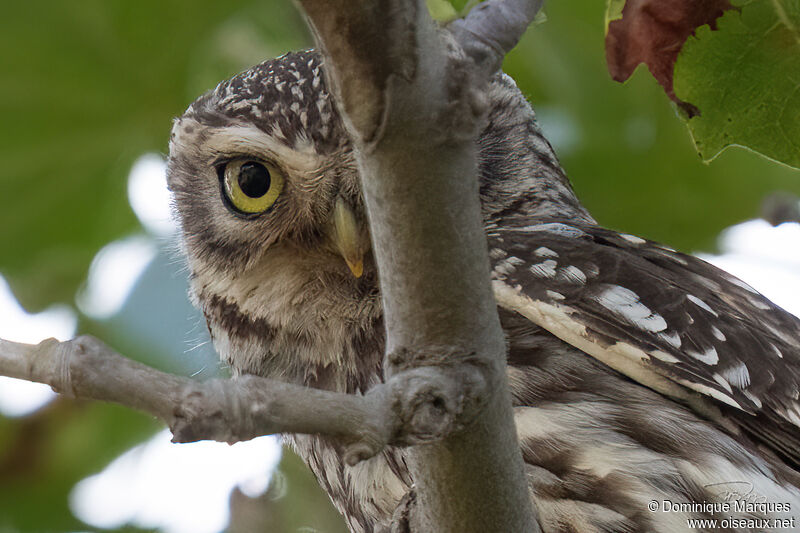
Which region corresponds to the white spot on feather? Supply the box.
[650,350,680,363]
[712,373,734,393]
[666,253,689,266]
[727,276,759,294]
[742,390,762,409]
[718,362,751,389]
[290,85,304,101]
[534,247,558,258]
[710,326,726,341]
[593,285,667,333]
[489,248,508,260]
[620,234,646,245]
[786,407,800,427]
[687,295,718,316]
[693,275,721,292]
[494,256,525,277]
[558,265,586,285]
[749,297,771,310]
[658,331,681,349]
[675,378,741,409]
[687,346,719,365]
[529,260,557,279]
[492,281,713,413]
[545,290,565,301]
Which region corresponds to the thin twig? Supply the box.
[449,0,544,78]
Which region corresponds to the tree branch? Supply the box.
[449,0,544,79]
[296,0,542,531]
[0,336,487,465]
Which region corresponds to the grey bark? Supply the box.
[0,336,485,463]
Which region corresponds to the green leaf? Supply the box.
[505,0,800,252]
[426,0,458,21]
[605,0,627,30]
[674,0,800,169]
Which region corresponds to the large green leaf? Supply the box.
[674,0,800,168]
[505,0,799,251]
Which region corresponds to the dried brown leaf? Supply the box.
[605,0,732,116]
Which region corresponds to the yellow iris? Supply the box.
[223,160,284,214]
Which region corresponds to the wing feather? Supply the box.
[490,219,800,466]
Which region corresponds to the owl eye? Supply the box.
[221,160,284,215]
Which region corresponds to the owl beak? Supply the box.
[327,197,368,278]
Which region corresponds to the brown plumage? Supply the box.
[168,51,800,532]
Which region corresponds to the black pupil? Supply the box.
[237,162,271,198]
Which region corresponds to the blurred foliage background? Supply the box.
[0,1,797,532]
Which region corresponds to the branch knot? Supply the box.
[385,346,491,446]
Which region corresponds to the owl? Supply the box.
[167,51,800,532]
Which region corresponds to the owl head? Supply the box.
[168,50,581,282]
[166,50,584,381]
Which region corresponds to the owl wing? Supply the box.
[489,218,800,466]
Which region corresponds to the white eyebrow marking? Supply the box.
[204,124,321,172]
